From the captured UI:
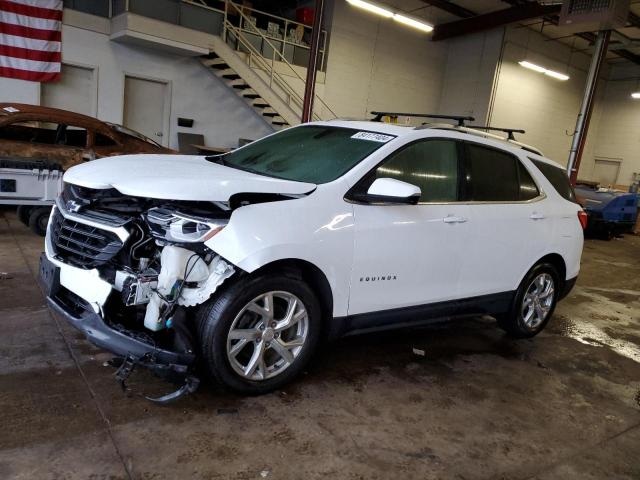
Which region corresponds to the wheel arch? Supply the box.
[250,258,334,330]
[524,253,567,291]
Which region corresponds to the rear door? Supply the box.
[457,142,551,298]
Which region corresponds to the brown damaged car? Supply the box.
[0,103,174,170]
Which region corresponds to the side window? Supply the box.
[94,132,117,147]
[64,125,88,148]
[518,162,540,200]
[373,139,459,202]
[464,143,520,201]
[0,120,87,147]
[0,120,57,144]
[531,159,577,203]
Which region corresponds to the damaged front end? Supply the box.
[40,184,236,401]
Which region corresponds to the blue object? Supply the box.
[575,185,639,238]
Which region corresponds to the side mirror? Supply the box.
[366,178,421,205]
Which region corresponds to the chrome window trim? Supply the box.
[55,198,130,243]
[344,136,548,206]
[345,191,547,207]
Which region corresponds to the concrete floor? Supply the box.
[1,208,638,480]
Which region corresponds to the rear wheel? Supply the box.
[28,207,51,236]
[197,273,321,394]
[16,206,32,226]
[498,263,559,338]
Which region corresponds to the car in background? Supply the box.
[574,183,639,239]
[0,103,174,235]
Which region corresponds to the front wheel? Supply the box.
[28,207,51,236]
[197,273,321,394]
[497,263,560,338]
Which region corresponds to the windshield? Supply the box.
[218,125,396,184]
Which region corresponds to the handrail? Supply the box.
[225,1,337,121]
[184,0,326,53]
[225,21,319,121]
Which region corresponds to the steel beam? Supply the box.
[301,0,324,123]
[566,30,611,185]
[432,3,561,41]
[420,0,475,18]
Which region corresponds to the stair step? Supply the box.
[272,121,288,126]
[253,102,269,109]
[210,62,229,70]
[262,111,280,117]
[201,52,219,60]
[243,93,260,99]
[222,73,241,80]
[201,57,223,67]
[233,83,249,90]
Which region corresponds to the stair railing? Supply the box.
[223,1,337,122]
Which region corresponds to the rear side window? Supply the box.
[530,159,577,203]
[464,143,520,201]
[518,162,540,200]
[95,132,116,147]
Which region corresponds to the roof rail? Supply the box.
[416,123,544,156]
[467,126,525,141]
[370,111,475,127]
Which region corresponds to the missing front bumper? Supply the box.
[41,254,199,402]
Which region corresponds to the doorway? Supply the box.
[123,75,170,146]
[41,63,96,116]
[593,158,621,187]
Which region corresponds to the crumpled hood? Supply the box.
[63,154,316,201]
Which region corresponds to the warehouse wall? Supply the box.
[438,29,504,124]
[0,17,273,150]
[579,63,640,186]
[322,0,448,120]
[487,26,601,166]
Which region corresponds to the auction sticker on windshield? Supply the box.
[351,132,394,143]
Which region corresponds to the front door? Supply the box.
[348,138,469,317]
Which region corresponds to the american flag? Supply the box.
[0,0,62,82]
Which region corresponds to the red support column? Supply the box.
[301,0,324,123]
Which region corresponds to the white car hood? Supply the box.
[63,154,316,201]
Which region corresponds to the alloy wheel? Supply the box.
[521,273,555,330]
[226,291,309,381]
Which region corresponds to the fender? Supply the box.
[206,180,355,317]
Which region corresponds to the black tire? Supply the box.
[497,262,560,338]
[16,205,32,226]
[28,207,51,236]
[197,272,321,395]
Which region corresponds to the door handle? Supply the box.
[530,212,545,220]
[443,215,467,224]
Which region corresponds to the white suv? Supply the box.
[40,117,585,397]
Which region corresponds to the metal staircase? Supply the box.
[200,1,336,129]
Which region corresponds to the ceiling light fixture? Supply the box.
[519,60,570,81]
[393,13,434,32]
[632,92,640,99]
[346,0,433,33]
[346,0,393,18]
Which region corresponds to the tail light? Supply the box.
[577,210,588,230]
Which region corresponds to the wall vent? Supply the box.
[559,0,630,32]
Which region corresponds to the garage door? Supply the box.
[123,76,170,146]
[41,64,96,116]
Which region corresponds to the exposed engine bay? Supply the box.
[46,183,254,400]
